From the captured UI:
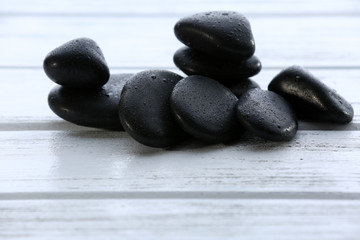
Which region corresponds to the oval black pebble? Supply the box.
[48,73,132,130]
[173,46,261,82]
[236,88,298,141]
[44,37,110,88]
[268,65,354,124]
[174,11,255,59]
[170,75,243,143]
[118,70,185,148]
[227,78,260,98]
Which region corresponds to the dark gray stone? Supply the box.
[268,65,354,124]
[173,46,261,82]
[227,78,260,98]
[44,38,110,88]
[236,88,298,141]
[174,11,255,59]
[48,74,132,130]
[118,70,185,148]
[170,75,244,143]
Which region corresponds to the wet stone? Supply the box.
[118,70,186,148]
[173,46,261,83]
[44,37,110,88]
[174,11,255,59]
[227,78,260,98]
[48,73,132,130]
[268,65,354,124]
[236,88,298,141]
[170,75,244,143]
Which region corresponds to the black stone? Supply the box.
[227,78,260,98]
[173,47,261,82]
[118,70,185,148]
[236,88,298,141]
[268,65,354,124]
[44,38,110,88]
[174,11,255,59]
[48,73,132,130]
[170,75,243,143]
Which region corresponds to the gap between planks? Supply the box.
[0,69,359,131]
[0,119,359,131]
[1,16,360,67]
[2,191,360,201]
[1,66,360,70]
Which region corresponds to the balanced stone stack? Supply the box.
[44,38,128,130]
[170,11,353,142]
[42,11,354,149]
[171,11,298,142]
[173,11,261,85]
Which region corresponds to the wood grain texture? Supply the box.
[0,16,359,67]
[0,130,359,194]
[1,199,360,240]
[1,0,360,239]
[2,0,360,15]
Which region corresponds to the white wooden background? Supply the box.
[1,0,360,239]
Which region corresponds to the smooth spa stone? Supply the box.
[227,78,260,98]
[268,65,354,124]
[48,74,132,130]
[174,11,255,59]
[118,70,185,148]
[170,75,243,143]
[236,88,298,141]
[44,37,110,88]
[173,46,261,82]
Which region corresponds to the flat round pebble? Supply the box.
[227,78,260,98]
[170,75,243,143]
[118,70,185,148]
[236,88,298,141]
[174,11,255,59]
[268,65,354,123]
[48,73,132,130]
[44,37,110,88]
[173,46,261,82]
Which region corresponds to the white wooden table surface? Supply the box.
[1,1,360,239]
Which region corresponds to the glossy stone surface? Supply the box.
[173,47,261,82]
[118,70,185,148]
[268,65,354,123]
[174,11,255,59]
[227,78,260,98]
[170,75,243,143]
[236,88,298,141]
[48,74,132,130]
[44,38,110,88]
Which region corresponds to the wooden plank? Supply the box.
[0,16,359,67]
[0,130,359,194]
[0,68,358,128]
[1,2,359,239]
[1,199,360,240]
[2,0,360,15]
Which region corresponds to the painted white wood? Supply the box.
[2,0,360,15]
[0,130,359,194]
[0,16,359,67]
[1,1,360,239]
[1,199,360,240]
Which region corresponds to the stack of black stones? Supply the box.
[44,11,354,148]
